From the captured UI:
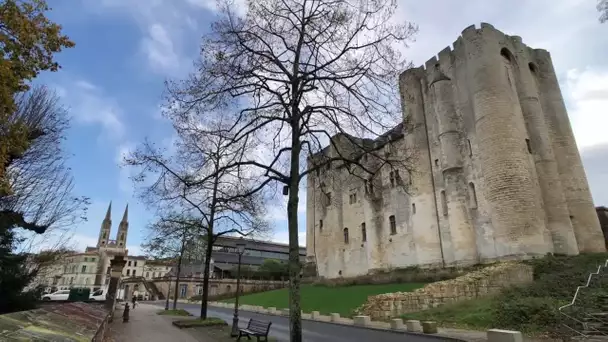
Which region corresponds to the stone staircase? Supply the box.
[560,260,608,340]
[581,295,608,337]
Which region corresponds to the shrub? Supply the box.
[172,317,227,328]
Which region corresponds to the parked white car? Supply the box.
[41,290,70,301]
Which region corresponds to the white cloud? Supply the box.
[85,0,198,76]
[140,23,182,74]
[116,142,138,196]
[271,228,307,247]
[57,79,125,143]
[565,68,608,150]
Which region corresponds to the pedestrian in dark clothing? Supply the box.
[131,295,137,309]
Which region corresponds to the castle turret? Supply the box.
[117,204,129,247]
[461,23,550,258]
[509,39,578,255]
[97,202,112,247]
[399,68,444,267]
[533,49,605,253]
[427,62,477,265]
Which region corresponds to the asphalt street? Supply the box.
[154,301,454,342]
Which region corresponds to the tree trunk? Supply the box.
[172,233,186,310]
[287,125,302,342]
[200,234,214,319]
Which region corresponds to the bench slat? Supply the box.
[242,319,271,335]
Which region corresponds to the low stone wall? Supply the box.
[356,262,534,319]
[0,302,110,341]
[147,278,286,300]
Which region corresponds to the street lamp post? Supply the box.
[230,242,247,337]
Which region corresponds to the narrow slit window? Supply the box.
[361,223,367,242]
[435,159,439,167]
[343,228,349,244]
[441,190,448,216]
[469,182,478,209]
[412,203,416,214]
[526,139,532,154]
[319,220,323,232]
[468,139,473,156]
[389,215,397,235]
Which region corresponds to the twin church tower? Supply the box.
[96,201,129,249]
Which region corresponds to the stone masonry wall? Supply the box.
[356,262,533,320]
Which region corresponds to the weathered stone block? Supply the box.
[390,318,404,330]
[487,329,523,342]
[406,319,422,332]
[281,308,290,316]
[353,315,370,327]
[330,313,340,322]
[311,311,320,319]
[422,321,438,334]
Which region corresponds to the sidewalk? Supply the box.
[104,303,203,342]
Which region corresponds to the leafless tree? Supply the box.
[164,0,417,339]
[143,216,199,309]
[599,0,608,23]
[1,85,89,237]
[125,117,270,319]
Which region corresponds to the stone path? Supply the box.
[105,303,205,342]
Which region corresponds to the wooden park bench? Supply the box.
[237,318,272,341]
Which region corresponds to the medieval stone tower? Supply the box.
[306,23,605,279]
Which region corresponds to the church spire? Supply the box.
[105,201,112,221]
[117,203,129,248]
[121,204,128,222]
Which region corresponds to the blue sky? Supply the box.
[25,0,608,255]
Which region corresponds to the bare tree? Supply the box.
[164,0,416,339]
[143,216,200,309]
[599,0,608,23]
[1,86,89,235]
[125,117,270,319]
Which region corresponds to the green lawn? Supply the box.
[222,283,425,317]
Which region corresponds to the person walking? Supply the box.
[131,293,137,309]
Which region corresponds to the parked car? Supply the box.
[41,290,70,301]
[89,288,125,301]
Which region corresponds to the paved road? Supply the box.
[153,301,452,342]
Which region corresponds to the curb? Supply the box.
[207,302,470,342]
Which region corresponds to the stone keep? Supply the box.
[305,23,605,279]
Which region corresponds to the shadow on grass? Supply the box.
[172,317,227,328]
[157,309,192,316]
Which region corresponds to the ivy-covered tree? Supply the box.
[0,1,79,313]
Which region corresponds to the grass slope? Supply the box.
[222,283,425,317]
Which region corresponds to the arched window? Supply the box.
[500,47,513,63]
[120,233,124,241]
[102,231,106,239]
[529,62,538,74]
[412,203,416,214]
[389,215,397,235]
[361,223,366,242]
[469,182,478,209]
[343,228,349,244]
[441,190,448,216]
